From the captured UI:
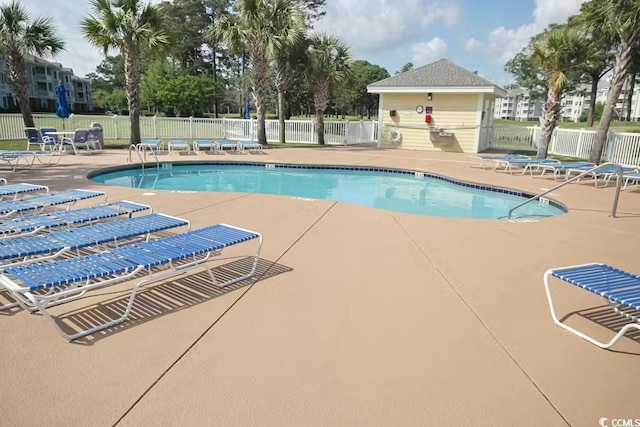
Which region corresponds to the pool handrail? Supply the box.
[507,162,624,219]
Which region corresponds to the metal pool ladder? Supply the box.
[128,143,160,171]
[507,162,624,219]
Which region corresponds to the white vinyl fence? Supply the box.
[0,113,378,146]
[482,125,640,167]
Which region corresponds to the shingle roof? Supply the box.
[368,58,502,89]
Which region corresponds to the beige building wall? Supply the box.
[380,93,480,152]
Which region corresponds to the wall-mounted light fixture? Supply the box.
[427,93,433,101]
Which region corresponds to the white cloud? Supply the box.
[465,38,482,51]
[485,0,587,64]
[411,37,448,66]
[314,0,461,54]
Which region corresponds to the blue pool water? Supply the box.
[90,163,566,219]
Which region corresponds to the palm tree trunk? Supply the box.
[274,56,287,144]
[537,85,561,159]
[589,40,634,163]
[212,47,219,118]
[314,78,330,145]
[587,76,598,127]
[8,54,35,128]
[123,44,142,145]
[625,73,635,122]
[251,46,268,145]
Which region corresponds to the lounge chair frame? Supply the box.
[467,154,530,169]
[492,158,561,175]
[168,140,190,155]
[237,140,264,153]
[0,200,150,238]
[544,262,640,349]
[0,183,49,200]
[622,172,640,190]
[0,189,107,218]
[193,140,215,154]
[0,224,263,340]
[564,165,638,188]
[214,139,239,153]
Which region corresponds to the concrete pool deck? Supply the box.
[0,146,638,426]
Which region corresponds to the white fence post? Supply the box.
[153,115,158,139]
[606,131,616,161]
[189,116,194,139]
[113,114,119,139]
[310,119,316,143]
[69,113,75,130]
[575,128,585,157]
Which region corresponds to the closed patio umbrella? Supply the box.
[56,81,69,129]
[245,101,251,120]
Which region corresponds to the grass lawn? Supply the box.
[494,119,640,133]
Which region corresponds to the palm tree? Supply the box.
[81,0,168,145]
[212,0,305,146]
[624,45,640,122]
[0,1,64,128]
[568,14,615,127]
[530,26,584,158]
[269,2,306,144]
[573,0,640,163]
[307,33,351,145]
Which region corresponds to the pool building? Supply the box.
[367,58,507,153]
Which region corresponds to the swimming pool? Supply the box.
[89,163,566,219]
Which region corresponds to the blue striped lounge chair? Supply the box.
[193,139,215,154]
[0,212,188,270]
[467,154,530,169]
[535,161,596,180]
[214,139,239,153]
[0,223,263,340]
[0,200,151,238]
[237,140,264,153]
[137,140,164,154]
[564,164,638,188]
[544,262,640,349]
[0,189,106,218]
[0,183,49,200]
[0,213,190,310]
[622,171,640,190]
[168,140,190,155]
[492,157,561,175]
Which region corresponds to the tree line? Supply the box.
[504,0,640,163]
[1,0,395,146]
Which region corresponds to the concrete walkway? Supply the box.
[0,147,638,426]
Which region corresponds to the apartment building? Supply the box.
[560,92,585,122]
[592,76,640,121]
[0,55,92,113]
[493,88,543,121]
[495,76,640,123]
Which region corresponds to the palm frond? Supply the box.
[0,0,65,58]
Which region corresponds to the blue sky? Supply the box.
[23,0,586,87]
[314,0,588,87]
